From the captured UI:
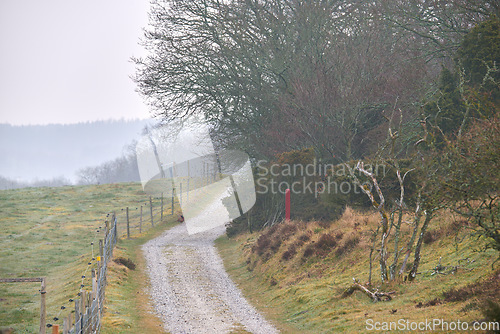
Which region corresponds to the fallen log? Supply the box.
[342,278,393,302]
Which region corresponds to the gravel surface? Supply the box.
[142,221,279,334]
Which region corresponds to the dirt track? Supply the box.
[142,223,279,333]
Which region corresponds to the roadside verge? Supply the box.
[101,216,179,333]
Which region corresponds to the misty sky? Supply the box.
[0,1,152,125]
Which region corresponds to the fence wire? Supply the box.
[62,196,176,334]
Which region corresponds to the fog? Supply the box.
[0,119,152,185]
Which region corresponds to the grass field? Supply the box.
[2,182,498,333]
[0,182,174,333]
[216,207,500,333]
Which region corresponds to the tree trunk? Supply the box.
[389,209,404,280]
[380,232,388,282]
[408,211,433,281]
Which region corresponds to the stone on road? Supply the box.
[142,223,279,334]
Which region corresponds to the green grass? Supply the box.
[100,217,180,334]
[4,182,498,333]
[215,207,500,333]
[0,183,172,333]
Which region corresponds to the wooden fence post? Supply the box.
[171,193,174,215]
[99,240,103,263]
[92,269,97,332]
[105,220,109,238]
[51,324,59,334]
[180,183,182,205]
[63,313,71,334]
[80,290,86,318]
[161,194,164,221]
[74,299,80,333]
[0,278,48,334]
[113,212,117,243]
[150,196,154,227]
[39,278,46,334]
[140,206,142,234]
[285,189,291,221]
[187,160,190,201]
[126,207,130,239]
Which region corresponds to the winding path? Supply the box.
[142,222,279,334]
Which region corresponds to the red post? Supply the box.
[285,188,291,220]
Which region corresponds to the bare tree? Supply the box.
[345,109,445,283]
[134,0,431,160]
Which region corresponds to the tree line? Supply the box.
[134,0,499,283]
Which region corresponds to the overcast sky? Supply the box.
[0,0,152,126]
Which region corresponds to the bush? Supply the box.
[335,236,360,257]
[482,300,500,333]
[113,257,136,270]
[302,245,315,259]
[301,232,339,260]
[423,230,439,244]
[282,244,297,261]
[316,233,337,253]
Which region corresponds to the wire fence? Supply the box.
[59,214,117,334]
[116,194,176,239]
[53,195,177,334]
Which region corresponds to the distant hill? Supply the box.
[0,119,153,183]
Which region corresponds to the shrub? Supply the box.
[278,223,298,242]
[442,287,471,303]
[335,236,360,257]
[282,244,297,261]
[423,230,438,244]
[316,233,337,252]
[481,300,500,333]
[301,232,339,260]
[303,245,315,259]
[253,235,270,256]
[113,257,136,270]
[298,233,311,243]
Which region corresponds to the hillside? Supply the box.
[216,207,500,333]
[0,183,173,333]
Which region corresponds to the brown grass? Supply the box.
[217,206,500,333]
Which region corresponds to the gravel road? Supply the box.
[142,222,279,334]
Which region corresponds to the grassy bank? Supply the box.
[0,183,171,332]
[100,216,180,333]
[216,207,499,333]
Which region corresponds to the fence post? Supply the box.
[171,193,174,215]
[161,193,164,221]
[285,188,291,221]
[103,220,108,239]
[80,291,86,321]
[150,196,154,226]
[113,212,117,243]
[63,313,71,334]
[99,240,103,262]
[126,207,130,239]
[140,206,142,234]
[91,269,97,332]
[180,183,182,205]
[203,162,206,185]
[74,299,80,333]
[39,278,46,334]
[56,214,119,334]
